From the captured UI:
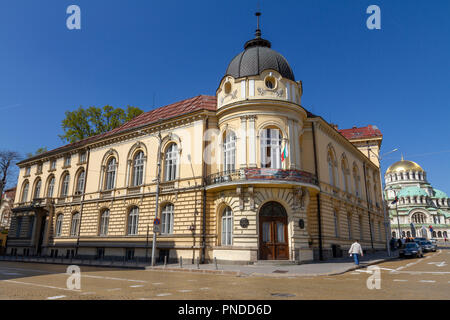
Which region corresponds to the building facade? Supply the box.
[384,158,450,240]
[7,22,387,263]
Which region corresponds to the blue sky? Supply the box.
[1,0,449,192]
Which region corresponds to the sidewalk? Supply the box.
[147,251,399,277]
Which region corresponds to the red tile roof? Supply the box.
[338,125,382,140]
[19,95,217,164]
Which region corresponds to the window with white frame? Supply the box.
[128,207,139,235]
[70,212,80,237]
[33,179,41,199]
[79,152,86,163]
[347,214,352,239]
[25,167,31,176]
[333,211,339,238]
[64,155,71,167]
[161,204,174,234]
[76,170,85,194]
[21,181,29,202]
[223,131,236,173]
[55,214,63,236]
[260,128,282,169]
[164,143,178,181]
[47,177,55,197]
[132,151,144,186]
[99,209,110,236]
[61,173,70,197]
[50,160,56,170]
[105,158,117,190]
[221,206,233,246]
[328,158,335,186]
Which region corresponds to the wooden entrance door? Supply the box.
[259,202,289,260]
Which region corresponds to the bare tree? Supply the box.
[0,151,21,204]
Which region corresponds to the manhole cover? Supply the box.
[273,270,289,273]
[271,293,296,297]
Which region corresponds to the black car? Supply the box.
[399,243,423,258]
[419,241,436,252]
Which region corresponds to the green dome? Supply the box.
[398,186,428,198]
[433,189,448,199]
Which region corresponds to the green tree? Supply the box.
[60,105,143,143]
[25,147,48,159]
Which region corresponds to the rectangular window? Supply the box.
[25,167,30,176]
[276,222,285,243]
[64,156,71,167]
[249,79,255,97]
[79,152,86,163]
[50,160,56,170]
[240,80,246,99]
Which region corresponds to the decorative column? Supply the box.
[248,115,257,168]
[240,116,247,168]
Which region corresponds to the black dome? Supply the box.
[225,35,295,81]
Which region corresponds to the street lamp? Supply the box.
[368,148,398,257]
[150,129,163,266]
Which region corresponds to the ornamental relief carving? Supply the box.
[257,87,284,98]
[220,89,237,105]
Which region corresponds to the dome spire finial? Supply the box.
[401,153,404,161]
[255,11,262,39]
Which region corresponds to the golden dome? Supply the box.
[386,160,424,174]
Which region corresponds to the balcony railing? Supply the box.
[205,168,318,187]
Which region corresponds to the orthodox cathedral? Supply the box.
[384,158,449,240]
[7,14,388,263]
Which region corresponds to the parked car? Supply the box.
[419,241,435,252]
[399,243,423,258]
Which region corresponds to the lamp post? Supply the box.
[368,148,398,257]
[151,129,163,266]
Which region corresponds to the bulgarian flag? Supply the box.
[281,144,288,162]
[391,196,398,204]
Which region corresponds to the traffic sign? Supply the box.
[153,218,161,225]
[153,224,160,233]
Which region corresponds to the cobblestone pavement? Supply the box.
[0,247,448,300]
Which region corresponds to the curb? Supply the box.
[146,266,242,276]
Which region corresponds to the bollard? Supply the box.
[214,257,218,270]
[196,256,200,269]
[164,255,167,268]
[180,256,183,268]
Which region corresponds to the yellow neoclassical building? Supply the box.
[7,21,387,263]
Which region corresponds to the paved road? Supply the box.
[0,248,448,300]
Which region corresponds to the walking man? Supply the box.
[348,240,364,265]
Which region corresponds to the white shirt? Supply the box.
[348,242,363,255]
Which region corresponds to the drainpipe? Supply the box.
[363,163,375,251]
[311,121,323,261]
[76,148,90,257]
[201,116,209,264]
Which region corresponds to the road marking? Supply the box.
[396,266,405,271]
[393,279,408,282]
[107,288,122,291]
[199,287,210,290]
[156,293,172,297]
[178,289,192,293]
[419,280,436,283]
[130,285,144,288]
[80,292,96,295]
[3,280,80,292]
[83,275,146,283]
[47,295,66,300]
[152,282,163,285]
[427,262,447,267]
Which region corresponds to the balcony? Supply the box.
[205,168,319,190]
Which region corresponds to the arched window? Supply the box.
[75,170,85,194]
[128,207,139,235]
[437,231,442,238]
[402,231,406,237]
[328,160,335,186]
[443,231,448,238]
[33,179,41,199]
[261,128,282,169]
[432,231,437,238]
[406,231,411,237]
[47,176,55,198]
[392,231,396,238]
[70,212,80,237]
[99,209,110,236]
[21,181,29,203]
[223,131,236,173]
[132,151,145,186]
[221,206,233,246]
[164,143,178,181]
[105,158,117,190]
[55,214,63,237]
[353,166,360,197]
[60,173,70,197]
[161,204,174,235]
[341,162,348,193]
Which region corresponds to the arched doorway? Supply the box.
[259,201,288,260]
